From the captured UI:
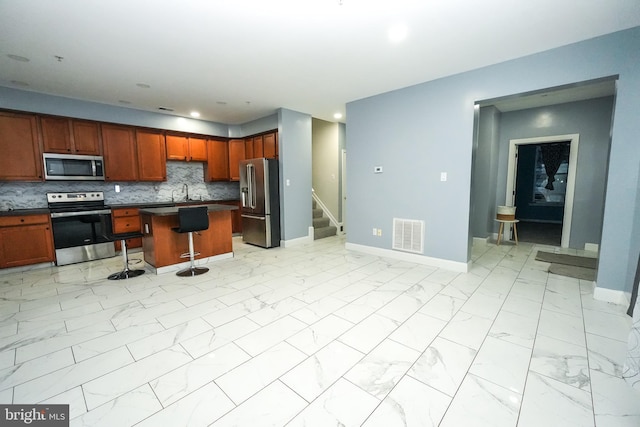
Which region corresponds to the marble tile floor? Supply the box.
[0,236,638,426]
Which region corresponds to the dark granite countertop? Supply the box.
[108,199,239,209]
[0,200,240,216]
[0,208,51,217]
[139,203,238,216]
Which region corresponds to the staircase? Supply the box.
[312,199,337,240]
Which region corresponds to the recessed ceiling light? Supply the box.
[10,80,29,87]
[7,54,30,62]
[388,24,408,43]
[190,111,200,118]
[136,83,151,89]
[334,112,343,119]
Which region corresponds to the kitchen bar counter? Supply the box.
[139,203,238,273]
[138,203,237,216]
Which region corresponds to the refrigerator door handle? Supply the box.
[247,163,257,209]
[241,214,266,220]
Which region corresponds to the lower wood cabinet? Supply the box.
[0,214,55,268]
[111,208,142,250]
[215,201,242,233]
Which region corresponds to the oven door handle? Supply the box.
[50,209,112,218]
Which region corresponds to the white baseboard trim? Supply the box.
[0,261,54,276]
[473,236,490,245]
[149,252,234,275]
[584,243,599,252]
[345,242,470,273]
[593,283,631,306]
[282,227,314,248]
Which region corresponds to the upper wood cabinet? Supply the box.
[0,111,43,181]
[102,124,138,181]
[189,137,208,161]
[166,134,208,161]
[228,139,245,181]
[253,135,264,158]
[40,116,101,155]
[166,134,188,160]
[263,132,277,159]
[244,132,278,160]
[206,138,229,181]
[136,130,166,181]
[72,121,101,155]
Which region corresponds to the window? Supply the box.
[532,144,569,205]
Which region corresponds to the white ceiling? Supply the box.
[1,0,639,125]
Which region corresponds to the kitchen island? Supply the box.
[139,204,238,274]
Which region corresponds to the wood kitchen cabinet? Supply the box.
[205,138,229,181]
[244,132,278,160]
[252,135,264,158]
[216,200,242,233]
[0,111,43,181]
[102,124,138,181]
[263,132,278,159]
[188,137,208,161]
[228,139,245,181]
[111,207,142,250]
[40,116,101,155]
[0,214,55,268]
[166,134,208,161]
[136,130,166,181]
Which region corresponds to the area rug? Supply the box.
[535,251,597,281]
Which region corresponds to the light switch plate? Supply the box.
[440,172,447,182]
[374,166,383,174]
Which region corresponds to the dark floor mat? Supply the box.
[535,251,598,269]
[548,263,596,281]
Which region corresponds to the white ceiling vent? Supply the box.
[392,218,424,254]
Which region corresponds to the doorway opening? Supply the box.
[505,134,579,248]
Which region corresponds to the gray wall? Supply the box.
[346,26,640,292]
[338,122,347,223]
[0,87,229,137]
[278,108,312,241]
[495,96,614,249]
[229,114,279,138]
[471,106,501,239]
[312,118,340,220]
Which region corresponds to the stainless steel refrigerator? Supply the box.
[239,158,280,248]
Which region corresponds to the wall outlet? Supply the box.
[372,228,377,236]
[377,229,382,236]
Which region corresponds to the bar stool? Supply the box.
[172,206,210,277]
[108,232,145,280]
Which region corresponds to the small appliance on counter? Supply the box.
[47,191,114,265]
[239,158,280,248]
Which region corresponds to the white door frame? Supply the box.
[505,133,579,248]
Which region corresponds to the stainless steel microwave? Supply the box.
[43,153,105,181]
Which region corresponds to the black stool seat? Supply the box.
[172,206,210,277]
[108,231,145,280]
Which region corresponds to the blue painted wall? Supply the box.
[278,108,312,241]
[497,97,614,248]
[347,26,640,292]
[0,87,229,136]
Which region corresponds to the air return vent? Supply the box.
[392,218,424,254]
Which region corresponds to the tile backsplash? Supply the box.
[0,162,240,210]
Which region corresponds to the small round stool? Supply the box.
[495,219,519,246]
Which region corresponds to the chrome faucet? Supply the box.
[182,183,189,201]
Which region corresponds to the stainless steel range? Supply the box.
[47,191,115,266]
